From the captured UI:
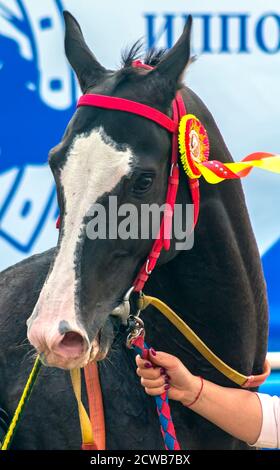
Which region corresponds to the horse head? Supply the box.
[26,11,193,369]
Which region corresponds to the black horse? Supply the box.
[0,12,268,449]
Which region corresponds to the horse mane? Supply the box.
[118,43,197,107]
[121,40,167,67]
[121,40,197,70]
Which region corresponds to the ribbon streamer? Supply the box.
[178,114,280,184]
[198,153,280,184]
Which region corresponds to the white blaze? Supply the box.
[28,128,133,330]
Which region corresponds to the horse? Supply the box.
[0,11,268,449]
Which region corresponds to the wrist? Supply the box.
[181,375,204,408]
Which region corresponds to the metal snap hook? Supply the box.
[126,316,145,349]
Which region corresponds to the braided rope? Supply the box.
[0,356,41,450]
[131,336,180,450]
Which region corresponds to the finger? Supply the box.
[136,367,162,380]
[136,355,154,369]
[144,384,170,396]
[147,350,180,370]
[141,376,167,389]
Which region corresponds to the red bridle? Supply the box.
[77,88,200,292]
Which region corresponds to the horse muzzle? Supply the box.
[27,315,103,369]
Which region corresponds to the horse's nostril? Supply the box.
[54,331,86,359]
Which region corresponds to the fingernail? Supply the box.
[160,368,166,375]
[164,384,170,390]
[164,375,169,383]
[150,348,157,357]
[165,374,171,380]
[144,362,152,369]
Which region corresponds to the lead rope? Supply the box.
[138,294,271,388]
[0,356,41,450]
[130,335,180,451]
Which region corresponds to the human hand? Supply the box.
[135,349,202,406]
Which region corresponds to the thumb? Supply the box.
[148,349,180,370]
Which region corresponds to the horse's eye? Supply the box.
[132,174,154,194]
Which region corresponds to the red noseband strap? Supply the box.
[76,70,200,292]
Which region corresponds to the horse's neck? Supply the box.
[148,183,265,317]
[144,195,267,383]
[143,91,268,382]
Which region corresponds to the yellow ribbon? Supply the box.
[199,155,280,184]
[70,368,95,447]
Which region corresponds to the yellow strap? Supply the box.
[1,355,41,450]
[70,368,94,446]
[139,295,248,386]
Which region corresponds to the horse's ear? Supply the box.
[147,16,193,104]
[156,15,192,82]
[63,11,106,93]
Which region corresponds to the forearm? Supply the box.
[182,378,263,444]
